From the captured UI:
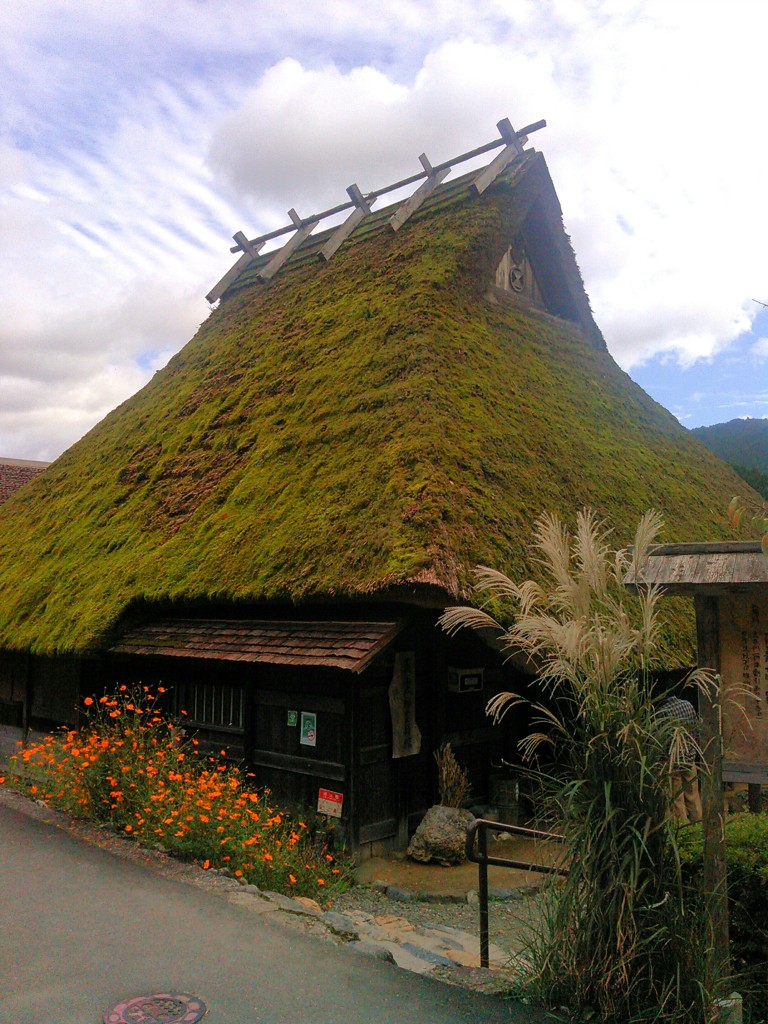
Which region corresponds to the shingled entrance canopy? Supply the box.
[110,619,403,673]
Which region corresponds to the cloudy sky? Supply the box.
[2,0,768,462]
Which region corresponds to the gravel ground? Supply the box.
[330,885,542,954]
[328,883,546,994]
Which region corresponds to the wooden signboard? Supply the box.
[718,593,768,783]
[388,651,421,758]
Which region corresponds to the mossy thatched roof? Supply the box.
[0,151,753,657]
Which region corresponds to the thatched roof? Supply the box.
[0,150,754,657]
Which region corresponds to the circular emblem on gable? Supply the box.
[508,263,525,292]
[104,993,207,1024]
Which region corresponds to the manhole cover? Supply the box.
[104,992,207,1024]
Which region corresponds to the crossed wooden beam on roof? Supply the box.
[206,117,546,304]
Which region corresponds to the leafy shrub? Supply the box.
[4,685,352,899]
[680,813,768,1021]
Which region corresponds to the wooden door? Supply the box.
[356,685,397,845]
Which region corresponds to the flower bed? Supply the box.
[1,685,351,899]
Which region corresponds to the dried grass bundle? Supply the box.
[434,742,471,808]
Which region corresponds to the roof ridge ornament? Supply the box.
[205,118,546,303]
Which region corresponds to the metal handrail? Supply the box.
[465,818,569,968]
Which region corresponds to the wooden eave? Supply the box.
[625,542,768,595]
[109,618,404,674]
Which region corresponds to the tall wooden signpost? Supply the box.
[626,541,768,1013]
[695,594,730,980]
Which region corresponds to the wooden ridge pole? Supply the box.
[206,117,547,299]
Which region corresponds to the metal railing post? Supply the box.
[466,817,569,969]
[478,822,489,968]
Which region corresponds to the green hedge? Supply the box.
[680,813,768,1020]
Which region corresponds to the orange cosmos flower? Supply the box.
[83,696,94,706]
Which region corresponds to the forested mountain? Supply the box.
[691,418,768,497]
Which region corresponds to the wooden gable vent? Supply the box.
[494,243,546,310]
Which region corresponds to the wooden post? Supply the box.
[471,118,525,195]
[695,594,730,988]
[206,243,265,304]
[389,154,450,232]
[320,185,374,262]
[258,209,318,282]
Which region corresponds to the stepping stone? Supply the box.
[400,942,455,967]
[321,911,359,939]
[347,940,396,964]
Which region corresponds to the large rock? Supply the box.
[407,805,475,866]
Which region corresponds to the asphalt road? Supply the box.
[0,797,551,1024]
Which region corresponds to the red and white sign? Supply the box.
[317,788,343,818]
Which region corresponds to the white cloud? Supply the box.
[208,21,768,375]
[4,0,768,458]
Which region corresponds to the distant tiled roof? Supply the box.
[110,619,403,673]
[0,458,49,504]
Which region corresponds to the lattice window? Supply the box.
[172,681,244,733]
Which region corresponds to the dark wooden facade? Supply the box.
[0,608,531,857]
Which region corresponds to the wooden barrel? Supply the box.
[490,777,519,825]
